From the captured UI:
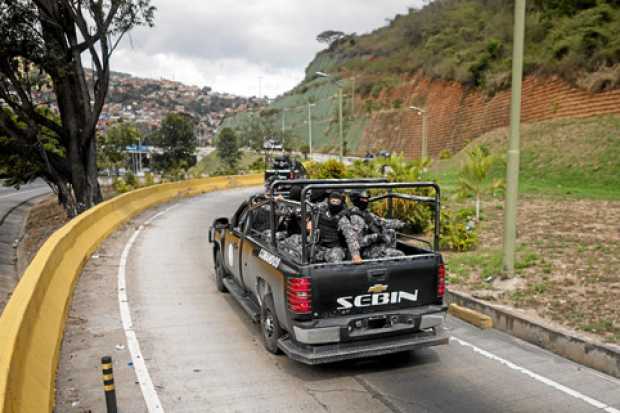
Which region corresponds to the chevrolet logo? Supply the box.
[368,284,388,293]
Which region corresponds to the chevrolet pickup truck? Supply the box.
[208,180,448,364]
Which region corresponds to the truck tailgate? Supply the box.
[308,254,441,318]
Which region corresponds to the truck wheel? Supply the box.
[214,251,228,293]
[260,294,283,354]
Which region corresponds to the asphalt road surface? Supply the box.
[0,180,50,221]
[120,187,620,413]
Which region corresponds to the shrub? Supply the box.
[440,207,479,251]
[144,172,156,186]
[310,159,347,179]
[247,157,266,172]
[439,148,452,160]
[112,177,131,194]
[366,156,435,234]
[124,171,138,188]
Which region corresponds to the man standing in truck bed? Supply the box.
[315,191,362,263]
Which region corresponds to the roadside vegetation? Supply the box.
[309,0,620,95]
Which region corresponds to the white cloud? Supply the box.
[110,1,425,97]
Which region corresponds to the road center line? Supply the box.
[450,336,620,413]
[118,205,177,413]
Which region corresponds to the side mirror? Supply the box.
[214,217,229,230]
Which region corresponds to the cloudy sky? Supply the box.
[111,1,425,97]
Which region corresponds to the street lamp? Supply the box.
[281,107,287,133]
[307,102,316,154]
[316,71,344,161]
[409,106,428,160]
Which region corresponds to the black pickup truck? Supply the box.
[208,179,448,364]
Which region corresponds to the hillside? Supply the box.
[223,0,620,157]
[434,114,620,199]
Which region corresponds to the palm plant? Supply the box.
[456,145,504,221]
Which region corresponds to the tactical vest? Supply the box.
[318,210,347,248]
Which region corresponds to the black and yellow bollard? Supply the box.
[101,356,118,413]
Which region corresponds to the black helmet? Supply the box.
[349,189,370,210]
[309,188,327,203]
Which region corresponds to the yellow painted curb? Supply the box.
[448,303,493,329]
[0,174,263,413]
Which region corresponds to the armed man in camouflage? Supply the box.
[349,189,405,259]
[313,191,362,263]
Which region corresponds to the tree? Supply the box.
[0,0,155,216]
[152,112,197,172]
[316,30,346,45]
[236,112,277,151]
[300,144,310,160]
[97,121,140,174]
[456,145,504,222]
[216,127,240,171]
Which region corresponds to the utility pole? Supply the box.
[316,71,345,160]
[409,106,428,159]
[502,0,527,274]
[281,108,286,133]
[421,111,428,159]
[307,102,314,154]
[338,88,344,160]
[351,76,356,114]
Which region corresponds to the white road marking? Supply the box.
[118,205,177,413]
[0,186,48,200]
[451,336,620,413]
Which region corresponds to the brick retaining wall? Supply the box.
[357,74,620,158]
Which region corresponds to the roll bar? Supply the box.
[268,178,388,195]
[297,182,441,264]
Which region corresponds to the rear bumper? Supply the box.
[291,305,447,345]
[278,327,448,365]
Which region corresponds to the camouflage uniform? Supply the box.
[279,233,303,262]
[349,214,382,249]
[349,206,405,259]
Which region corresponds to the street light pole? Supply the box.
[338,87,344,160]
[307,103,314,154]
[351,76,356,114]
[316,71,345,161]
[409,106,428,160]
[503,0,527,275]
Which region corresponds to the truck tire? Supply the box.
[260,294,283,354]
[214,251,228,293]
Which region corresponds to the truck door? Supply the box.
[240,204,273,298]
[224,204,250,284]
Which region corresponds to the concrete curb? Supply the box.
[448,303,493,329]
[446,289,620,379]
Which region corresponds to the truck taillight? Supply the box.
[438,263,446,298]
[287,277,312,314]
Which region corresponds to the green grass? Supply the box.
[190,151,263,176]
[433,115,620,200]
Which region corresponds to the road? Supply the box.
[0,180,50,221]
[112,187,620,412]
